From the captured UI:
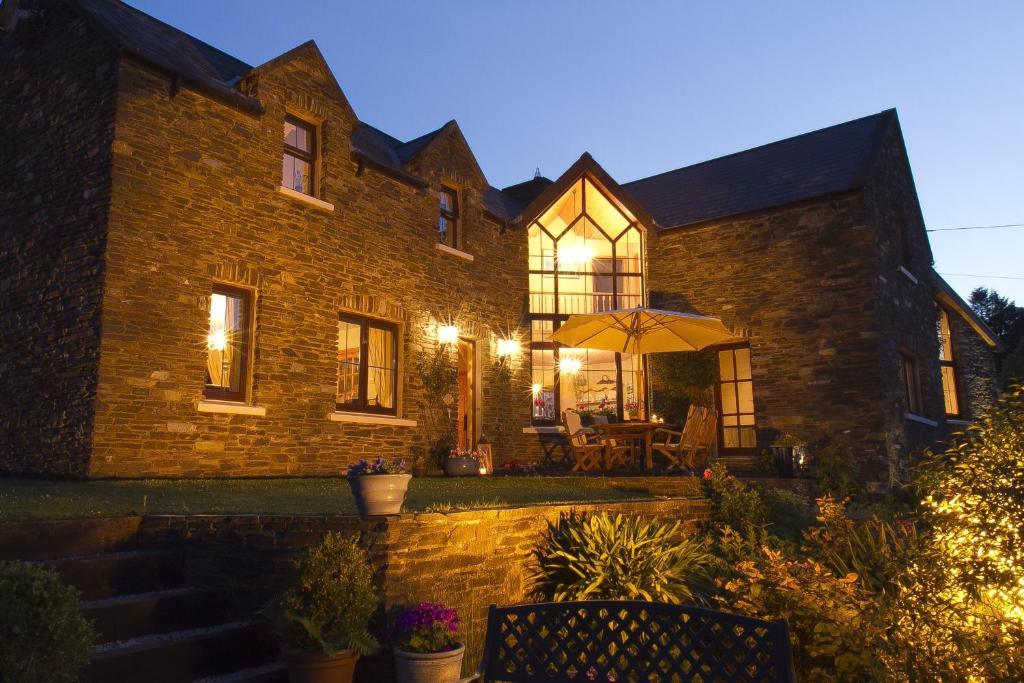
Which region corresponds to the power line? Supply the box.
[927,223,1024,232]
[939,272,1024,281]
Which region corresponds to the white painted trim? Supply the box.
[904,412,938,427]
[898,265,919,284]
[946,418,973,426]
[435,243,474,261]
[197,401,267,416]
[522,426,564,434]
[329,412,416,427]
[276,185,335,212]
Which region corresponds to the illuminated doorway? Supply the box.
[456,339,477,449]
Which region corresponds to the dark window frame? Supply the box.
[204,283,254,403]
[336,313,400,416]
[283,114,318,197]
[900,351,924,416]
[439,186,460,249]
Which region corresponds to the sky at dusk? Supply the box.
[132,1,1024,304]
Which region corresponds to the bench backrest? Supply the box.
[479,600,796,683]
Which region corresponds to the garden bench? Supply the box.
[470,600,796,682]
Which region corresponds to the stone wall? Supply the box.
[88,46,538,476]
[139,497,710,680]
[0,4,118,477]
[945,309,998,423]
[647,192,889,474]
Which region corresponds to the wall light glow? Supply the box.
[437,324,460,345]
[496,338,520,357]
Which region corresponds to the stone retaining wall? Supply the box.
[139,496,709,679]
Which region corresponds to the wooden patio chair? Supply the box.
[687,409,718,471]
[592,415,633,471]
[652,405,713,473]
[562,411,605,473]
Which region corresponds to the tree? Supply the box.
[970,287,1024,387]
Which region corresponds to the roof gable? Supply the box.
[624,110,896,229]
[251,40,356,122]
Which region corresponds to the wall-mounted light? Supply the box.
[531,383,543,396]
[496,337,520,358]
[437,324,460,346]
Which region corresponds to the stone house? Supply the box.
[0,0,998,479]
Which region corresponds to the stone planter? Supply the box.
[348,473,411,516]
[393,643,465,683]
[444,457,478,477]
[282,649,359,683]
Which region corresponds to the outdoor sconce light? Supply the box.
[437,324,460,346]
[496,337,520,359]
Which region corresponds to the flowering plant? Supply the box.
[503,460,539,476]
[346,457,407,476]
[448,447,485,462]
[393,602,460,653]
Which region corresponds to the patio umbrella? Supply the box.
[550,307,737,355]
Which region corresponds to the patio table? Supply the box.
[591,421,661,472]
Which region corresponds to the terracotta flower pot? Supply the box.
[282,649,359,683]
[393,643,465,683]
[444,456,478,477]
[348,473,411,516]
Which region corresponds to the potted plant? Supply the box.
[263,533,380,683]
[411,451,429,478]
[347,458,411,516]
[770,433,805,478]
[444,447,482,477]
[0,560,95,683]
[392,602,464,683]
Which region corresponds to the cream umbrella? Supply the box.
[550,308,738,354]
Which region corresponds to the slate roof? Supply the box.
[622,110,896,229]
[67,0,260,111]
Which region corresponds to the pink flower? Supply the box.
[587,667,598,680]
[703,468,713,480]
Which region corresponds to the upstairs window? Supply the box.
[900,351,923,415]
[337,314,399,415]
[282,115,316,196]
[205,284,253,402]
[439,186,460,249]
[938,309,961,417]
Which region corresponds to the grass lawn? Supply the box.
[0,476,677,521]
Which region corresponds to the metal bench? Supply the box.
[471,600,796,682]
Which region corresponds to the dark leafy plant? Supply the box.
[347,457,407,476]
[393,602,460,653]
[649,349,716,427]
[762,487,816,541]
[702,462,768,537]
[807,432,862,497]
[0,561,95,683]
[531,511,714,605]
[263,533,380,656]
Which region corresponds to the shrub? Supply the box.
[702,462,767,537]
[0,561,95,683]
[393,602,460,653]
[531,511,713,604]
[263,532,380,656]
[762,487,816,541]
[807,432,862,497]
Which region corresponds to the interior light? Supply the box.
[532,383,543,395]
[207,329,227,351]
[559,357,583,375]
[557,244,593,269]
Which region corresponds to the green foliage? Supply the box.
[0,561,95,683]
[970,287,1024,388]
[531,511,714,605]
[702,461,768,537]
[762,488,816,541]
[649,349,716,426]
[807,432,862,497]
[263,533,380,656]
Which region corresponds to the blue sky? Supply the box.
[134,1,1024,303]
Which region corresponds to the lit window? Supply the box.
[282,115,316,196]
[205,285,253,402]
[717,346,756,450]
[439,187,459,248]
[900,351,923,415]
[337,314,399,415]
[938,309,961,417]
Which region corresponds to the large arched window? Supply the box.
[528,177,645,424]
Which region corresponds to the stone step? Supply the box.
[45,548,184,599]
[82,587,227,645]
[193,662,287,683]
[0,516,142,561]
[87,621,279,683]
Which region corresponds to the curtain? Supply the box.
[367,326,395,409]
[206,293,240,390]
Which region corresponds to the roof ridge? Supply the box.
[397,119,456,148]
[623,109,895,187]
[356,121,403,147]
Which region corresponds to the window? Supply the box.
[900,351,923,415]
[527,177,645,423]
[717,346,756,450]
[337,314,399,415]
[439,187,459,248]
[938,309,961,417]
[205,284,253,402]
[282,115,316,196]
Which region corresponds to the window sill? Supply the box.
[435,243,474,261]
[898,265,919,284]
[946,418,973,426]
[904,412,938,427]
[329,412,416,427]
[277,185,335,212]
[198,400,267,417]
[522,426,564,434]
